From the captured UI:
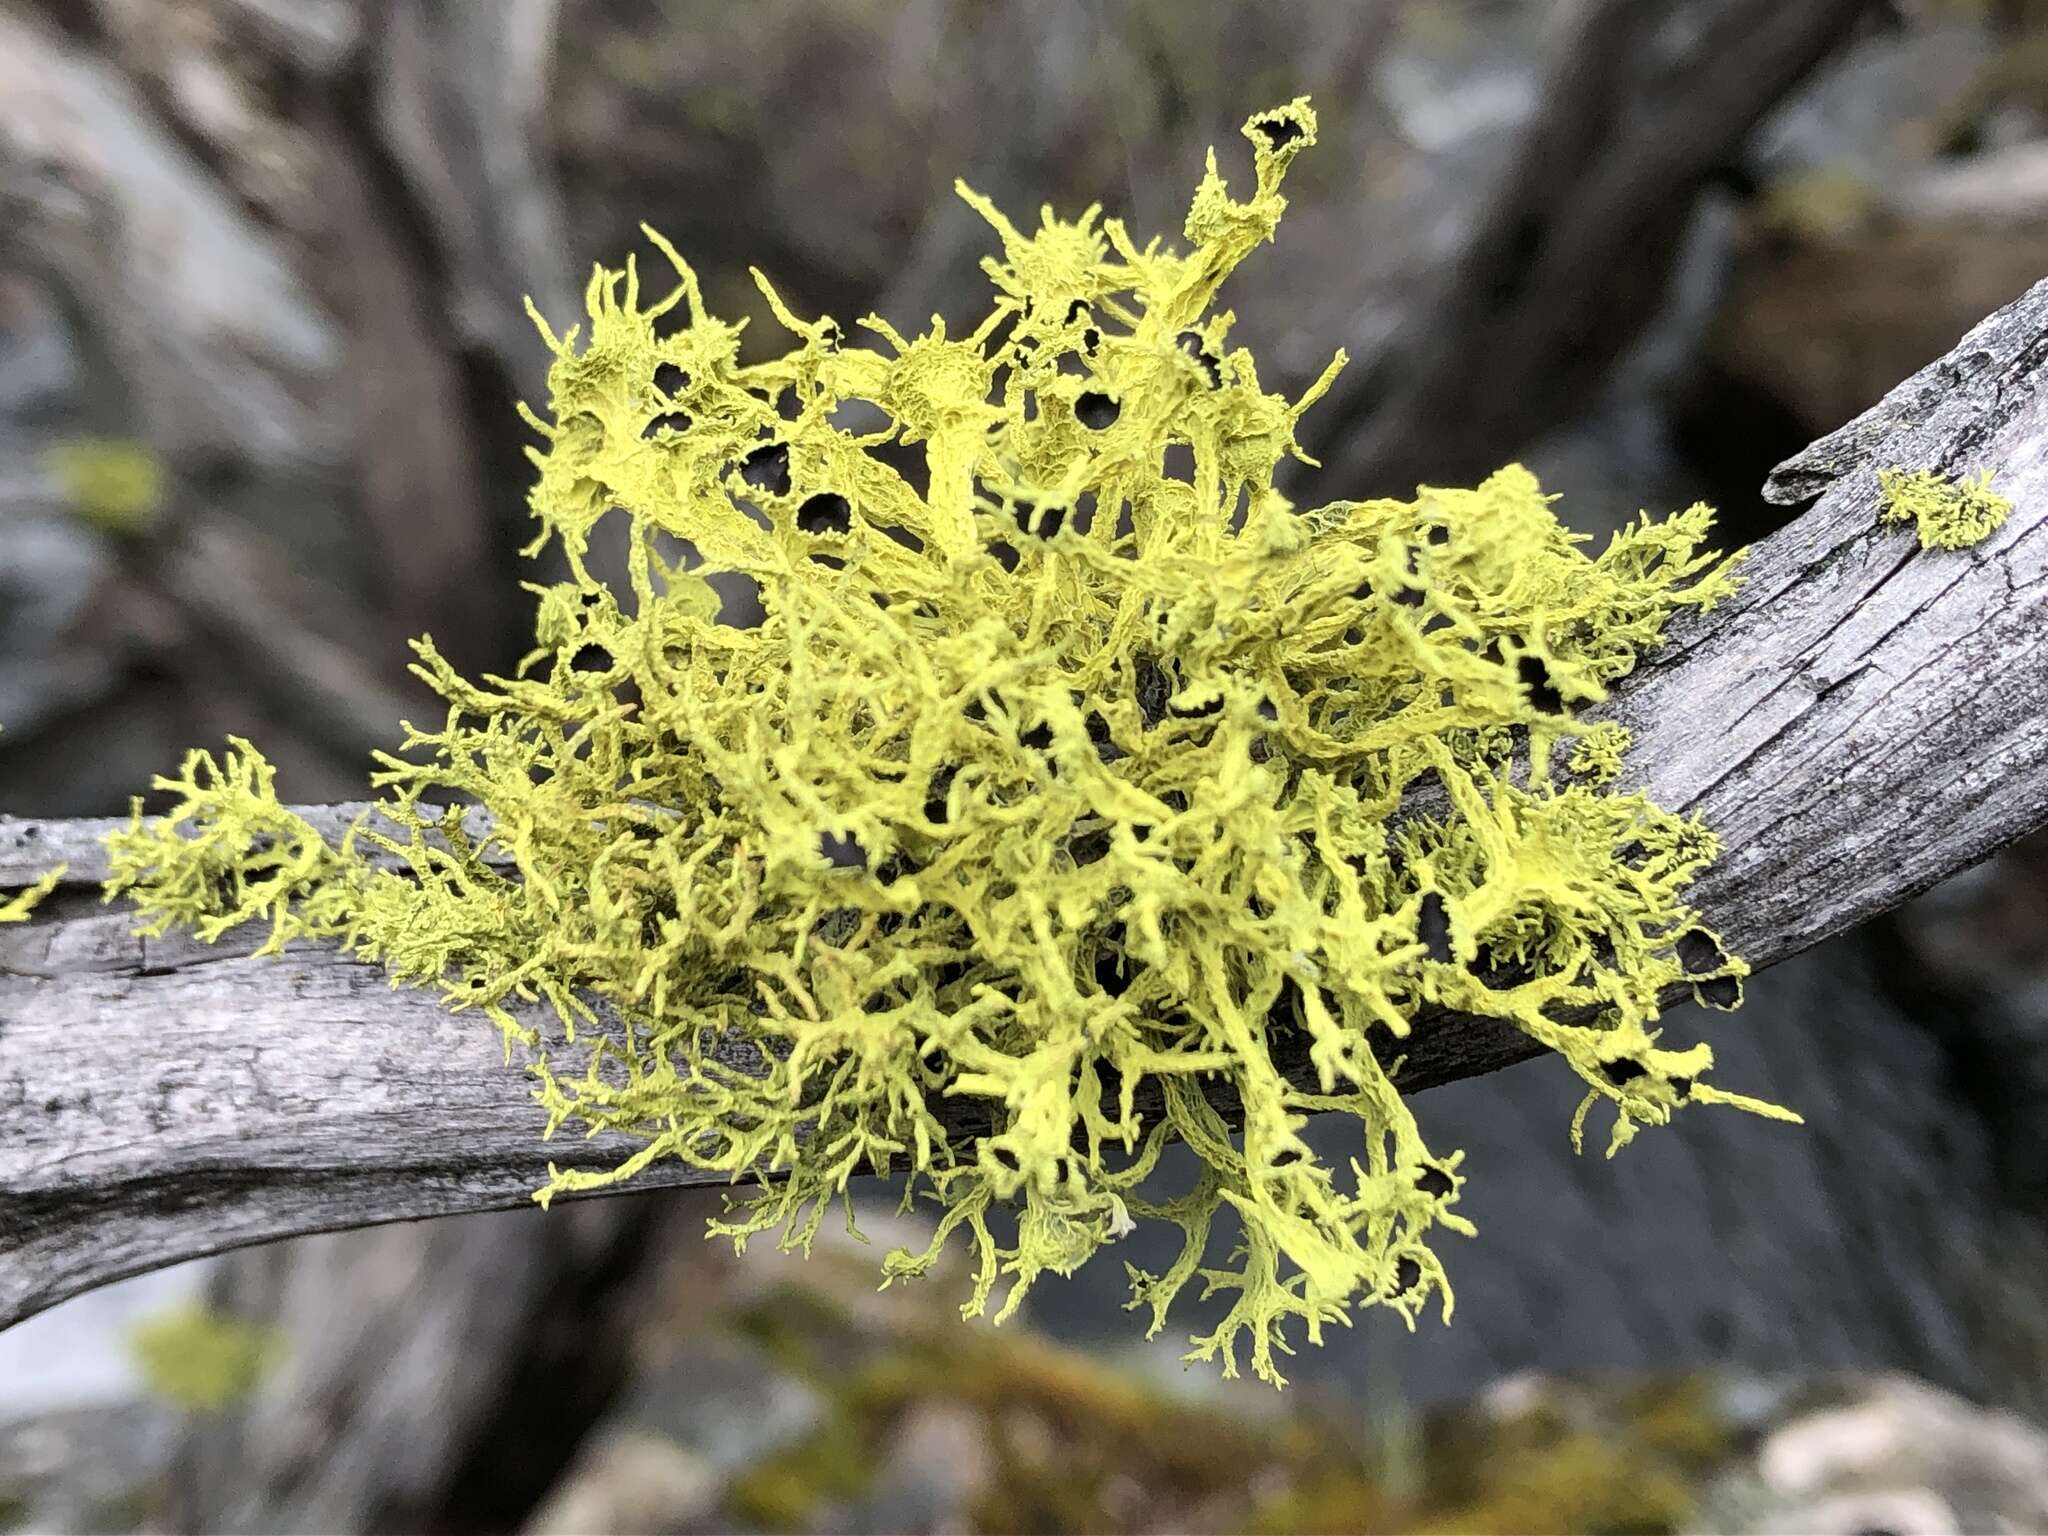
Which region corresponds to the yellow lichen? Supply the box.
[1414,1431,1693,1536]
[1877,466,2013,551]
[99,98,1795,1386]
[0,867,61,923]
[126,1302,282,1413]
[47,437,165,537]
[1565,721,1631,787]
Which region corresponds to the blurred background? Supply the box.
[7,0,2048,1530]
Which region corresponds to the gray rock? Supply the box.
[521,1429,719,1536]
[1699,1374,2048,1534]
[610,1334,827,1477]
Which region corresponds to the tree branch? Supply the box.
[6,277,2048,1332]
[1309,0,1876,496]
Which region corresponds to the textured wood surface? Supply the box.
[6,278,2048,1332]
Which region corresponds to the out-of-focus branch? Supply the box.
[1310,0,1877,497]
[0,466,426,762]
[0,2,572,688]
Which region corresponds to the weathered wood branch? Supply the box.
[6,278,2048,1333]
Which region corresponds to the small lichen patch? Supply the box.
[99,98,1795,1386]
[1877,466,2013,551]
[48,437,165,537]
[0,730,64,921]
[126,1302,283,1413]
[0,867,61,923]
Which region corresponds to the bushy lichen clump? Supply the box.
[1877,466,2013,550]
[102,100,1794,1384]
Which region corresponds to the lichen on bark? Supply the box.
[99,98,1794,1385]
[1877,466,2014,551]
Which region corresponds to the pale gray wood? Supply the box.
[6,277,2048,1333]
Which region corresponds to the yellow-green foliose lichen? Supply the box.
[1877,466,2013,550]
[126,1302,283,1413]
[99,99,1796,1385]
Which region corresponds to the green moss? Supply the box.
[728,1418,873,1530]
[126,1302,283,1413]
[1877,466,2014,551]
[733,1271,1299,1533]
[731,1282,870,1379]
[718,1270,1739,1534]
[1245,1468,1387,1535]
[1408,1377,1734,1536]
[1616,1375,1736,1471]
[47,437,164,537]
[1416,1431,1691,1535]
[99,97,1794,1385]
